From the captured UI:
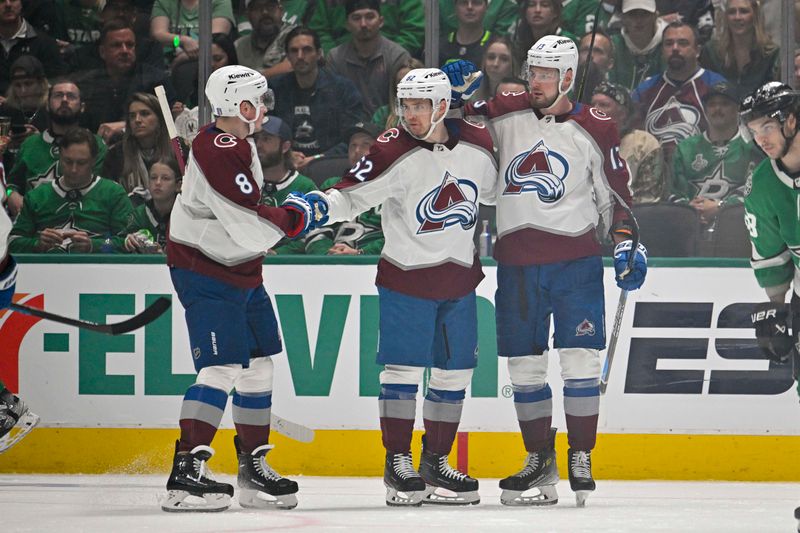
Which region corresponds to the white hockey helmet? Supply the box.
[205,65,274,133]
[527,35,579,96]
[396,68,451,141]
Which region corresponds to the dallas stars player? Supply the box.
[9,128,132,254]
[739,81,800,531]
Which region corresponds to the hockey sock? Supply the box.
[178,384,228,452]
[232,390,272,454]
[563,378,600,451]
[513,383,553,452]
[379,383,418,453]
[422,388,465,455]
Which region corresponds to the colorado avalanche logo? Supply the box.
[416,171,479,234]
[645,96,701,145]
[575,319,595,337]
[503,140,569,202]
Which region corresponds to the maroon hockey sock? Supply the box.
[380,417,414,453]
[234,423,270,454]
[519,417,552,452]
[565,414,598,451]
[422,419,459,455]
[178,419,218,452]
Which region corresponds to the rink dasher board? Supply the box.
[2,256,799,479]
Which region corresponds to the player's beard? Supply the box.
[50,108,80,127]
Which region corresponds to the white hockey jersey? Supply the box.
[464,92,632,265]
[167,124,305,288]
[325,119,498,299]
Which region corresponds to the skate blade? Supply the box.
[160,490,231,512]
[239,488,298,510]
[0,411,40,454]
[385,486,424,507]
[422,485,480,506]
[500,485,558,507]
[575,490,591,508]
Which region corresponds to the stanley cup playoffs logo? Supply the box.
[504,140,569,202]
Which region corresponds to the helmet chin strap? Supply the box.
[237,102,266,136]
[405,102,447,141]
[779,117,799,159]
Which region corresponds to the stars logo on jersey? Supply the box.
[692,162,735,199]
[416,171,478,234]
[53,216,99,252]
[503,140,568,203]
[645,96,701,146]
[29,163,58,191]
[575,319,595,337]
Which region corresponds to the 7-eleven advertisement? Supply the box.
[3,260,798,435]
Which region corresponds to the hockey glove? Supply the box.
[305,191,330,227]
[613,240,647,291]
[281,192,314,237]
[442,60,482,106]
[751,302,793,364]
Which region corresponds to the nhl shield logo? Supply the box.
[575,319,595,337]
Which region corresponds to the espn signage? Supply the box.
[3,260,799,434]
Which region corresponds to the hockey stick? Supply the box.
[576,0,605,102]
[600,198,640,395]
[155,85,186,175]
[9,297,171,335]
[271,413,314,443]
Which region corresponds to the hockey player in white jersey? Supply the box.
[444,36,648,507]
[162,65,317,512]
[293,69,498,506]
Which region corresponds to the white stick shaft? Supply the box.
[155,85,179,140]
[270,413,314,443]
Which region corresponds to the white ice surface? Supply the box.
[0,475,797,532]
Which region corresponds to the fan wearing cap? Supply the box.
[607,0,667,91]
[305,121,384,256]
[445,35,640,508]
[0,0,65,95]
[254,115,320,255]
[592,81,665,203]
[671,82,763,225]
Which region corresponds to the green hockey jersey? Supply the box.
[306,176,384,255]
[125,200,170,249]
[743,159,800,292]
[8,130,107,195]
[9,176,132,253]
[671,132,763,205]
[259,170,317,255]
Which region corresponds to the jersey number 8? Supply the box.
[235,173,253,194]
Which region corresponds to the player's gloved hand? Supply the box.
[305,191,330,227]
[0,256,18,310]
[442,60,482,106]
[751,302,793,364]
[281,192,314,237]
[613,240,647,291]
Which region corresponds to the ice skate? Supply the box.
[0,389,39,454]
[161,441,233,512]
[235,435,298,509]
[418,448,479,505]
[499,428,559,506]
[568,448,596,507]
[384,452,426,506]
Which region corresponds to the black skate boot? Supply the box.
[161,440,234,512]
[0,388,39,453]
[419,447,480,505]
[235,435,298,509]
[499,427,559,506]
[568,448,596,507]
[384,451,426,507]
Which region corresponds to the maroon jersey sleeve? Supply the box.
[333,128,418,190]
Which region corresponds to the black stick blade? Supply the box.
[9,297,171,335]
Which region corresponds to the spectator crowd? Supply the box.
[1,0,796,257]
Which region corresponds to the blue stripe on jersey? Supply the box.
[564,378,601,397]
[426,388,466,403]
[379,383,419,400]
[514,384,552,404]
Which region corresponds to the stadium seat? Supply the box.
[305,156,351,187]
[631,202,701,257]
[711,203,751,258]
